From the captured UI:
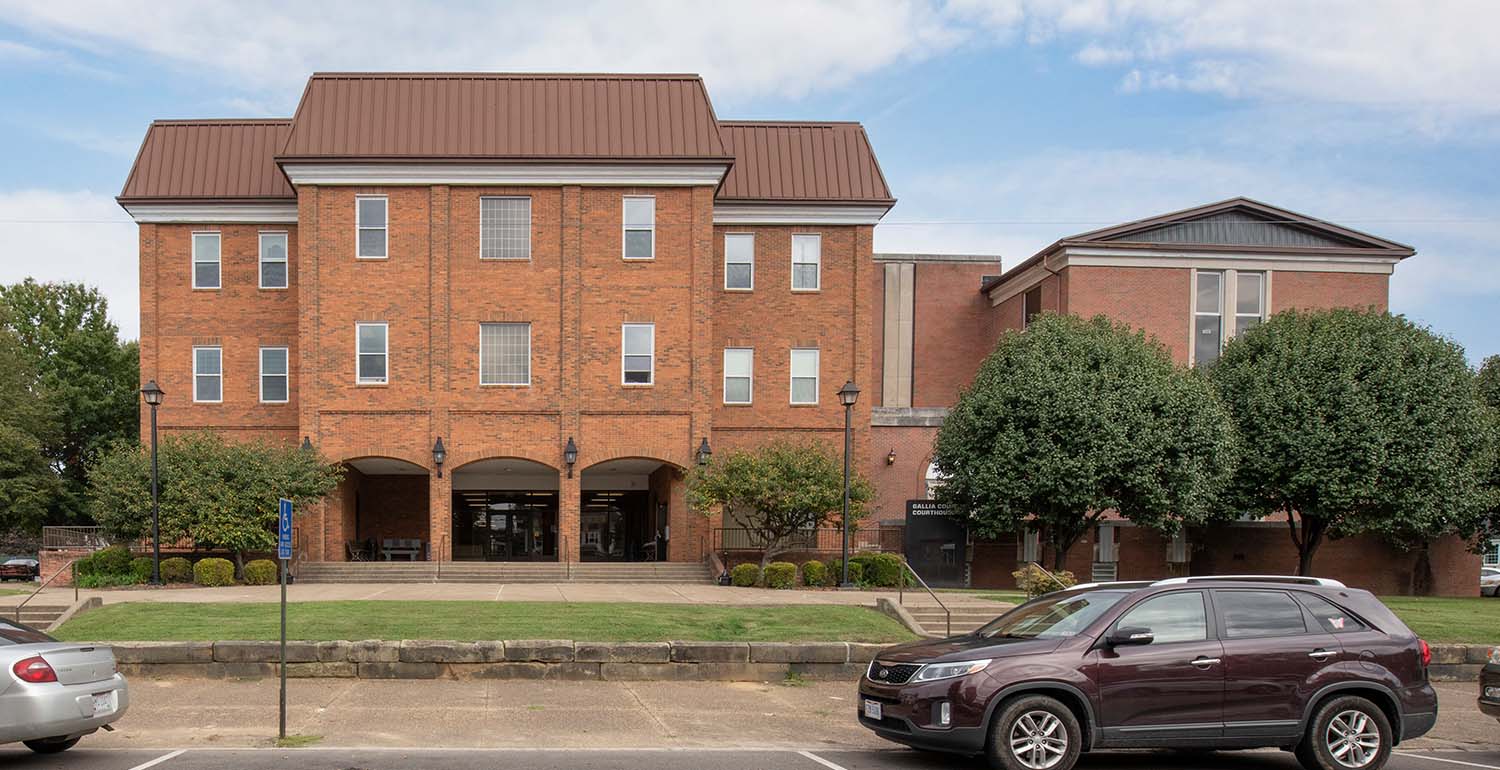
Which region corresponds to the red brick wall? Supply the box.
[909,262,995,408]
[1271,271,1389,313]
[1063,265,1192,362]
[1190,527,1478,597]
[867,425,939,524]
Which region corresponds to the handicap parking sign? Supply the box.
[278,498,293,560]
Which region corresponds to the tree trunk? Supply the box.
[1289,514,1325,577]
[232,550,246,579]
[1411,542,1434,596]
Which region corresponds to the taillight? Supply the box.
[1418,639,1431,667]
[12,656,57,683]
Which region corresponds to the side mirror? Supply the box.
[1106,626,1155,646]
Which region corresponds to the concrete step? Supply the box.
[295,562,712,584]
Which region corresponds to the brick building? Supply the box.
[119,73,1477,593]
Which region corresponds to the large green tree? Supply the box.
[933,313,1236,569]
[88,432,343,572]
[688,441,872,569]
[0,279,138,524]
[1211,308,1493,580]
[0,316,62,534]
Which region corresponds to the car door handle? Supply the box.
[1189,657,1221,668]
[1308,649,1335,661]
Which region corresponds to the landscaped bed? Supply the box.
[51,601,917,643]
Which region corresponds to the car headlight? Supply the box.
[912,659,992,682]
[1489,647,1500,665]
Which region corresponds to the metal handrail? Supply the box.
[1026,561,1073,592]
[436,534,448,581]
[895,555,951,638]
[562,535,570,580]
[14,558,80,624]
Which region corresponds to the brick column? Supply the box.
[428,185,453,562]
[557,184,583,563]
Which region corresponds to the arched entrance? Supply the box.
[578,458,681,562]
[450,458,561,562]
[340,457,431,561]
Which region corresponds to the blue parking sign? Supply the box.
[277,498,293,560]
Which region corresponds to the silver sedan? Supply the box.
[0,618,128,753]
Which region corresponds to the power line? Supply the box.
[0,218,1495,226]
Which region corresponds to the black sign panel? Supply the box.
[904,500,967,588]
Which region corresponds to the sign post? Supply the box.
[277,498,293,740]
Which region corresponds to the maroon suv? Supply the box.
[859,576,1436,770]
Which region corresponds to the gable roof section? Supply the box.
[980,197,1415,294]
[118,119,294,203]
[278,73,731,163]
[717,121,894,204]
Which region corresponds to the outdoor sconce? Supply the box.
[432,437,447,478]
[886,448,897,466]
[563,437,578,478]
[301,436,313,452]
[696,437,712,466]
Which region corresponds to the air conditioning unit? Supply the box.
[1094,524,1118,563]
[1168,530,1190,564]
[1020,529,1040,564]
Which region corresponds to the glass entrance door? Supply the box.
[452,490,558,561]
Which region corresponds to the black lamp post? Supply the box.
[696,437,712,466]
[432,437,447,478]
[140,380,165,585]
[563,437,578,478]
[837,380,860,588]
[301,436,313,453]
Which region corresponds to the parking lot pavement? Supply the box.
[0,748,1498,770]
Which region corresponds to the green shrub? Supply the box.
[160,557,193,584]
[242,559,279,585]
[852,553,903,587]
[827,559,863,586]
[193,557,235,587]
[1012,563,1076,598]
[92,545,133,576]
[763,562,797,589]
[729,563,761,587]
[129,557,153,582]
[800,560,828,587]
[76,572,144,589]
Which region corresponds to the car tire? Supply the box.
[23,737,79,754]
[986,694,1082,770]
[1295,695,1392,770]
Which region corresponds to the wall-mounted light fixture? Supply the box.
[696,437,712,466]
[432,437,447,478]
[886,448,897,466]
[301,436,313,452]
[563,437,578,478]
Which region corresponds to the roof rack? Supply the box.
[1062,581,1155,592]
[1151,575,1346,588]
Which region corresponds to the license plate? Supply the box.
[91,692,114,716]
[863,700,882,720]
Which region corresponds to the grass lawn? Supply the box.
[1379,596,1499,645]
[52,601,917,643]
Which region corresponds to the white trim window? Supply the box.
[259,346,289,403]
[356,323,388,384]
[191,232,221,289]
[623,196,655,260]
[1193,270,1224,366]
[192,346,222,403]
[622,323,655,385]
[259,231,289,289]
[791,234,821,291]
[723,348,752,404]
[924,462,946,500]
[1484,539,1499,566]
[1234,271,1266,336]
[356,195,388,259]
[789,348,819,404]
[480,196,531,260]
[724,233,754,290]
[479,322,531,386]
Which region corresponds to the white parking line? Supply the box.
[1395,752,1500,770]
[797,750,852,770]
[125,749,186,770]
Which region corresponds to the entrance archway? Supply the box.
[451,457,561,562]
[578,458,681,562]
[340,457,430,561]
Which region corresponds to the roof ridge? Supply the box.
[720,120,863,127]
[307,71,704,80]
[152,118,292,126]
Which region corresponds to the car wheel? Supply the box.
[986,694,1082,770]
[1296,695,1392,770]
[23,737,79,754]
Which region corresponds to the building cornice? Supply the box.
[874,252,1002,264]
[121,203,299,224]
[280,162,730,187]
[712,203,891,225]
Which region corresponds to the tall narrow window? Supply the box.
[1234,271,1266,336]
[480,197,531,260]
[356,323,388,384]
[790,348,819,404]
[1193,270,1224,365]
[259,232,288,289]
[259,347,289,403]
[723,348,752,404]
[193,346,222,403]
[192,232,220,289]
[791,234,821,291]
[1023,286,1042,328]
[622,323,655,384]
[356,196,387,259]
[724,233,754,290]
[623,197,655,260]
[479,322,531,385]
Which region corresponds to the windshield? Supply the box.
[977,591,1128,640]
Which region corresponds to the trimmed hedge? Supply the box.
[129,557,153,583]
[77,545,133,578]
[729,563,760,587]
[160,557,193,584]
[76,572,142,589]
[193,558,235,587]
[800,560,828,587]
[242,559,279,585]
[827,559,863,586]
[852,553,903,587]
[763,562,797,589]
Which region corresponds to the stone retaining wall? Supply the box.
[1428,643,1496,682]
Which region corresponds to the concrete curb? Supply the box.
[874,597,931,638]
[45,596,101,633]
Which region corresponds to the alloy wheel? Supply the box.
[1008,710,1068,770]
[1325,709,1381,768]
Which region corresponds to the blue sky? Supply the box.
[0,0,1495,362]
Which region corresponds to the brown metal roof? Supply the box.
[716,121,894,204]
[118,119,294,203]
[278,73,731,162]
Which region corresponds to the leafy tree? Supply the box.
[1211,308,1493,580]
[0,318,62,533]
[688,441,872,570]
[88,432,343,573]
[0,279,138,524]
[932,313,1236,569]
[1480,355,1500,410]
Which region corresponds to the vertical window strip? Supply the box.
[193,346,222,403]
[259,346,289,403]
[480,197,532,259]
[1193,270,1224,366]
[723,348,752,404]
[1234,271,1266,336]
[259,232,288,289]
[724,233,754,290]
[791,234,820,290]
[790,348,819,404]
[356,323,388,384]
[356,196,388,259]
[192,232,221,289]
[623,196,655,260]
[622,323,655,384]
[480,322,531,385]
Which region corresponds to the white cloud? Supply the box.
[0,190,138,339]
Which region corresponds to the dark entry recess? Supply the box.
[452,490,559,561]
[904,499,968,587]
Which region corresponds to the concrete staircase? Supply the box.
[904,604,1007,637]
[4,604,72,630]
[295,561,714,585]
